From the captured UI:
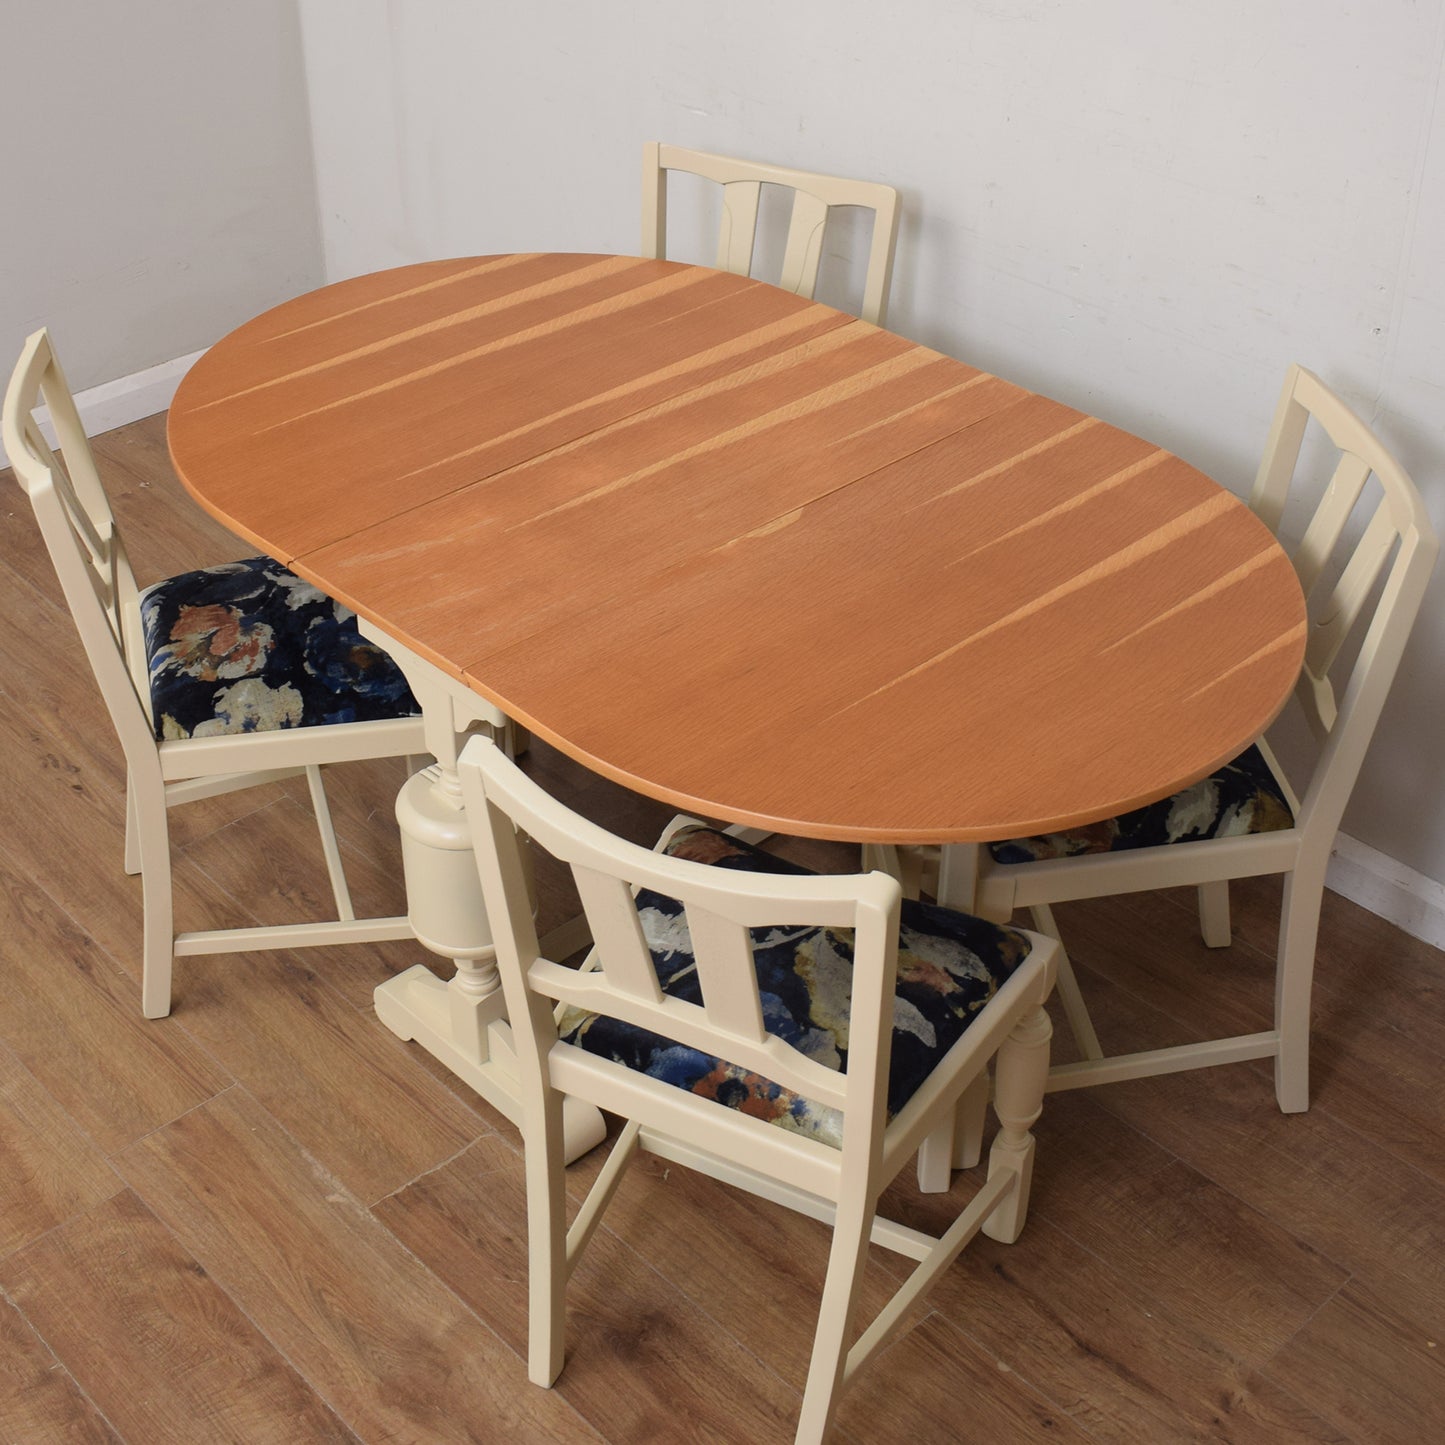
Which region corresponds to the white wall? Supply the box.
[0,0,323,393]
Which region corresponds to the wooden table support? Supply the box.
[361,622,606,1163]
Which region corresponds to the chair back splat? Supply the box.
[4,333,155,757]
[3,329,432,1018]
[1251,364,1437,829]
[642,141,900,327]
[460,735,1060,1441]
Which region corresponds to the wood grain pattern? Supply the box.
[374,1133,849,1443]
[167,254,1307,842]
[115,1089,599,1443]
[0,1191,355,1444]
[1027,1094,1348,1367]
[1265,1280,1445,1445]
[0,1292,121,1445]
[900,1211,1350,1443]
[831,1311,1097,1443]
[0,1044,121,1258]
[1065,939,1445,1336]
[0,857,226,1156]
[164,940,489,1207]
[1188,876,1445,1189]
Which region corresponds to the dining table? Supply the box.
[167,252,1308,1152]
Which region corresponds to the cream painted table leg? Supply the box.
[358,624,606,1162]
[936,843,981,912]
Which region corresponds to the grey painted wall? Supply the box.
[0,0,323,391]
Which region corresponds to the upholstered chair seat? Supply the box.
[140,555,419,740]
[989,744,1294,865]
[559,826,1033,1148]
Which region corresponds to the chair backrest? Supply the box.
[2,330,156,768]
[1250,364,1438,843]
[459,735,904,1162]
[641,141,901,327]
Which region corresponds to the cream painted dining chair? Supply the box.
[908,364,1437,1115]
[3,328,435,1018]
[642,141,901,327]
[459,734,1059,1445]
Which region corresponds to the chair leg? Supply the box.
[133,788,175,1020]
[123,772,142,876]
[304,765,355,922]
[1198,879,1232,948]
[1029,905,1102,1061]
[863,844,924,900]
[796,1189,876,1445]
[915,1114,954,1193]
[982,1006,1052,1244]
[952,1068,991,1169]
[503,721,531,759]
[917,1062,994,1189]
[1274,862,1326,1114]
[935,842,981,911]
[525,1093,570,1387]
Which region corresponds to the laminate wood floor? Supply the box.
[1,413,1441,1443]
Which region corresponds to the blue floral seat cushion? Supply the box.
[989,744,1293,865]
[139,556,419,741]
[558,827,1033,1149]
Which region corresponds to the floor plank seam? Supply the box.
[1087,1059,1445,1285]
[0,1175,131,1274]
[358,1191,611,1443]
[0,1037,133,1249]
[107,1081,447,1443]
[0,1280,131,1444]
[172,788,288,853]
[108,1079,243,1159]
[366,1129,516,1211]
[1250,1343,1367,1445]
[105,1172,371,1445]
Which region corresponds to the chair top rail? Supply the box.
[642,141,900,326]
[481,735,897,930]
[652,141,898,211]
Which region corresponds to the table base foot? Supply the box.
[375,964,607,1163]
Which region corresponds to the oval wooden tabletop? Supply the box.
[168,253,1307,844]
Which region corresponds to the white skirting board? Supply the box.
[5,353,1444,954]
[0,347,203,467]
[1327,832,1445,952]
